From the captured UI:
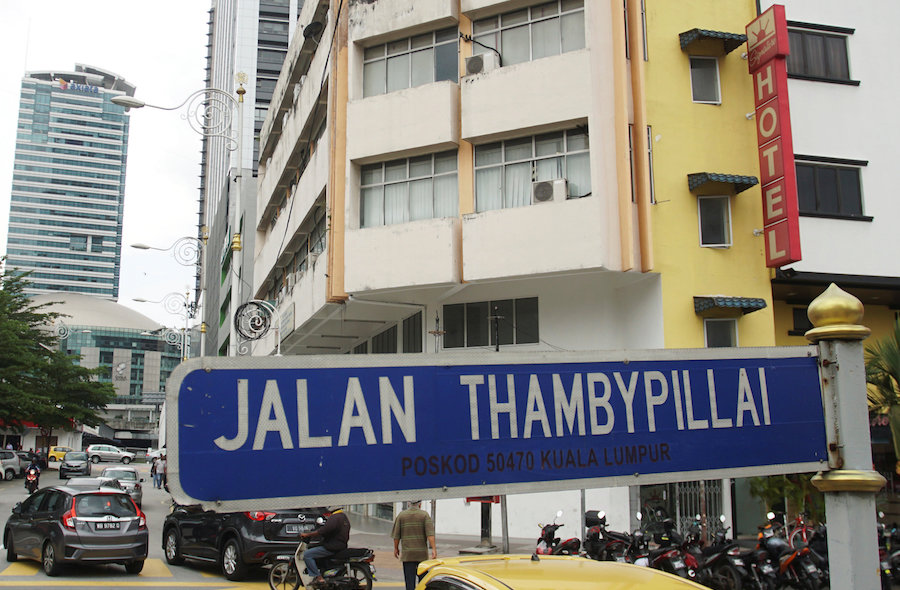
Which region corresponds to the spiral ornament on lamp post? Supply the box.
[234,300,281,356]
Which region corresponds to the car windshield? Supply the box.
[65,452,87,461]
[103,469,136,480]
[75,493,137,517]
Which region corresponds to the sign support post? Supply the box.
[807,284,885,590]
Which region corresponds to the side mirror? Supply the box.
[11,503,22,515]
[720,514,727,523]
[598,510,606,520]
[766,511,776,521]
[140,478,144,482]
[636,511,643,521]
[556,510,563,519]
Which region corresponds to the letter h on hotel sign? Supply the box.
[747,4,801,268]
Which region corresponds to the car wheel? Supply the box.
[163,528,185,565]
[220,537,247,581]
[42,541,62,576]
[91,456,100,464]
[48,456,57,463]
[124,560,144,574]
[122,456,131,464]
[5,532,17,562]
[3,470,13,481]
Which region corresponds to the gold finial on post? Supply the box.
[804,283,871,343]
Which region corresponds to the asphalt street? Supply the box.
[0,461,535,589]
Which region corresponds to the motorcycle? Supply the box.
[24,468,39,494]
[757,512,821,590]
[644,512,692,579]
[268,535,375,590]
[683,515,756,590]
[583,510,631,562]
[535,510,581,555]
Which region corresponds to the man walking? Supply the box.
[392,500,436,590]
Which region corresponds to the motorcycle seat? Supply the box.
[328,547,372,561]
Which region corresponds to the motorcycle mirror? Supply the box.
[766,511,776,521]
[598,510,606,519]
[880,511,885,519]
[720,514,727,523]
[556,510,563,519]
[694,514,701,521]
[636,511,643,521]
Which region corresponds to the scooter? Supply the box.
[24,468,39,494]
[584,510,631,562]
[535,510,581,555]
[268,536,375,590]
[757,512,821,590]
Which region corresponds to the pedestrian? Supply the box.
[391,500,436,590]
[157,454,166,490]
[150,457,158,488]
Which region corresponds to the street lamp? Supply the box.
[131,235,206,355]
[131,235,204,266]
[234,299,282,356]
[133,291,197,361]
[114,79,246,357]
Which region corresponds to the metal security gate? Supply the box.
[675,480,723,534]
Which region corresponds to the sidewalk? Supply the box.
[348,514,535,584]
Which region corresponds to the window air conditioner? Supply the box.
[531,179,568,204]
[465,52,500,76]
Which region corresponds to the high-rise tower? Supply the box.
[5,64,135,299]
[199,0,305,356]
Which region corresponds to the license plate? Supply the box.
[672,559,685,569]
[285,524,299,534]
[732,558,744,566]
[615,556,626,563]
[763,529,774,538]
[804,563,817,573]
[96,522,120,530]
[762,564,774,574]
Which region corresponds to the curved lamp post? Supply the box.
[233,299,282,356]
[131,236,206,356]
[114,78,246,357]
[133,291,197,361]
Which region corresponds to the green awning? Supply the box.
[688,172,759,194]
[679,29,748,55]
[694,296,767,317]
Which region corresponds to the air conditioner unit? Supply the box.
[465,52,500,76]
[531,179,568,204]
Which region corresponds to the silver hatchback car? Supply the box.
[100,467,143,507]
[3,484,148,575]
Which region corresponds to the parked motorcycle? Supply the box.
[268,535,375,590]
[535,510,581,555]
[683,515,755,590]
[24,468,38,494]
[757,512,821,590]
[583,510,630,562]
[645,513,692,579]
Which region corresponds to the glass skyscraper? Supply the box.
[5,64,135,299]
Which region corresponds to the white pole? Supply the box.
[229,84,245,356]
[807,284,884,590]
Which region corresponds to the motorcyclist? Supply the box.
[299,506,350,586]
[24,460,40,488]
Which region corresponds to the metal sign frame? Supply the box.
[166,347,827,511]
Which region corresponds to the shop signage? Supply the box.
[746,5,801,268]
[57,78,100,94]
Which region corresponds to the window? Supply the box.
[789,307,814,337]
[363,27,458,97]
[402,312,423,353]
[705,318,736,348]
[697,196,731,247]
[786,26,852,83]
[796,159,865,218]
[474,128,590,212]
[360,151,458,228]
[443,298,539,349]
[371,325,398,353]
[473,0,585,66]
[690,57,720,103]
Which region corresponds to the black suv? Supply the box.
[161,504,324,580]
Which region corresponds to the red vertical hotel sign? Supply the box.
[747,5,801,267]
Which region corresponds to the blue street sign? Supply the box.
[166,347,827,510]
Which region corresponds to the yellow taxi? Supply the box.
[415,554,707,590]
[48,446,74,462]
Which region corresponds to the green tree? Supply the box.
[0,269,59,427]
[0,266,114,450]
[749,473,824,523]
[865,318,900,472]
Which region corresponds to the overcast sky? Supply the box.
[0,1,213,327]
